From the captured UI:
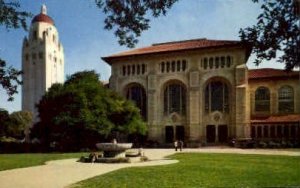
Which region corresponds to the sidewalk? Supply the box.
[0,149,177,188]
[0,148,299,188]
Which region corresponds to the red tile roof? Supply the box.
[32,13,54,25]
[103,38,244,63]
[251,114,300,124]
[249,68,299,79]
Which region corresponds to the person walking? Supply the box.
[179,140,184,151]
[174,140,178,151]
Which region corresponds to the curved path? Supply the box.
[0,148,299,188]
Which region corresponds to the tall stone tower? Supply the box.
[22,5,64,120]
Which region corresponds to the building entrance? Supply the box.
[176,126,185,141]
[165,126,174,143]
[165,125,185,143]
[218,125,228,143]
[206,125,216,143]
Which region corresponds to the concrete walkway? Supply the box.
[0,148,299,188]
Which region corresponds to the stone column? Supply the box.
[235,64,251,139]
[188,71,200,142]
[215,125,219,143]
[147,74,159,141]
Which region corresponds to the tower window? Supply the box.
[32,53,36,60]
[33,30,38,40]
[25,54,29,61]
[38,52,43,59]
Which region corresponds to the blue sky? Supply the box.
[0,0,284,112]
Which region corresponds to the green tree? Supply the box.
[239,0,300,70]
[6,110,32,139]
[95,0,178,48]
[0,108,9,137]
[0,0,31,101]
[33,71,146,151]
[0,59,23,101]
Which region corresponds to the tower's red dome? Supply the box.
[31,13,54,25]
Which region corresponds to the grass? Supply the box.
[74,153,300,188]
[0,153,85,171]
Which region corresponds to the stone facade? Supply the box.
[103,39,300,144]
[22,5,64,121]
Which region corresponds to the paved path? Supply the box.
[0,148,299,188]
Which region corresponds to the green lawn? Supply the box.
[74,153,300,188]
[0,153,85,171]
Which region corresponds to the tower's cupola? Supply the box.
[31,5,54,25]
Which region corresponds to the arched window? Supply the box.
[164,83,186,115]
[161,62,165,73]
[209,58,213,69]
[255,87,270,112]
[215,57,219,68]
[182,60,187,71]
[205,81,229,113]
[177,60,181,71]
[132,65,135,75]
[221,57,225,68]
[142,64,145,74]
[126,84,147,120]
[278,86,294,113]
[127,65,131,75]
[203,58,208,69]
[226,56,231,67]
[137,64,140,75]
[171,61,175,72]
[166,62,170,72]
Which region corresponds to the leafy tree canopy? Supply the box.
[0,59,22,101]
[0,0,31,101]
[33,70,146,150]
[95,0,178,48]
[0,108,9,136]
[0,108,32,139]
[239,0,300,70]
[7,110,32,139]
